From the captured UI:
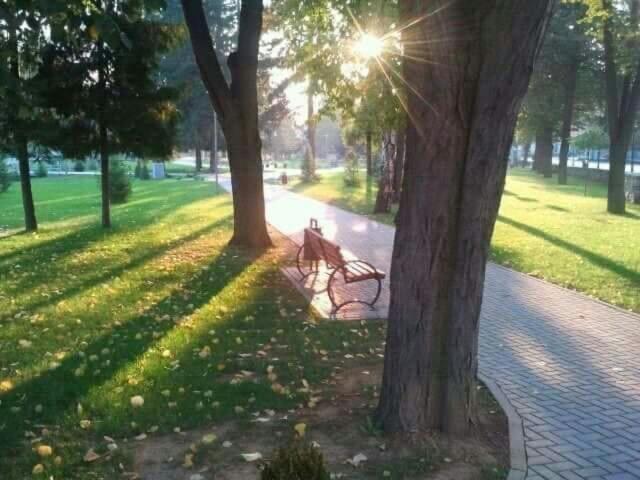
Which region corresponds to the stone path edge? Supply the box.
[479,373,527,480]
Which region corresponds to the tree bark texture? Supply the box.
[392,128,406,203]
[374,133,395,214]
[366,131,373,177]
[603,0,640,214]
[376,0,554,436]
[181,0,271,248]
[7,8,37,231]
[558,52,580,185]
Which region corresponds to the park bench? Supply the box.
[296,219,385,315]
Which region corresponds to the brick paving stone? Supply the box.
[214,177,640,479]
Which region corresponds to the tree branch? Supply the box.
[180,0,233,122]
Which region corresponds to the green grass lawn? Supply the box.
[290,169,640,313]
[0,177,384,478]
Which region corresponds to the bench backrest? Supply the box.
[304,228,345,267]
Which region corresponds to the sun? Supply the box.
[354,33,384,59]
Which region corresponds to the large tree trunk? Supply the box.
[374,133,395,214]
[376,0,553,436]
[366,131,373,177]
[7,8,37,232]
[603,0,640,214]
[541,126,553,178]
[392,128,405,203]
[558,56,580,185]
[181,0,271,248]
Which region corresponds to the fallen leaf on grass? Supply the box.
[83,449,101,463]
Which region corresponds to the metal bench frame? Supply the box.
[295,220,385,314]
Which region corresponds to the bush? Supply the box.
[109,160,132,204]
[343,149,360,188]
[35,161,48,178]
[261,443,329,480]
[74,160,85,172]
[0,157,11,193]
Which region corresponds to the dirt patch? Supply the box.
[132,362,508,480]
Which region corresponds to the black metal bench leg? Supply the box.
[328,271,383,316]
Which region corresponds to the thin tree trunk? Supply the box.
[97,34,110,228]
[7,7,37,231]
[392,128,405,203]
[376,0,553,436]
[366,131,373,177]
[559,56,580,185]
[99,122,111,228]
[195,138,202,171]
[374,133,395,214]
[307,83,316,178]
[541,126,553,178]
[17,138,38,231]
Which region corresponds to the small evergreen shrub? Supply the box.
[0,157,11,193]
[261,443,330,480]
[74,160,85,172]
[343,149,361,188]
[35,161,48,178]
[109,160,132,204]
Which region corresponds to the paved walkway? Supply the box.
[213,175,640,480]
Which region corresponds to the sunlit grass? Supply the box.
[0,177,384,478]
[289,169,640,313]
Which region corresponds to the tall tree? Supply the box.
[0,1,45,231]
[42,0,179,228]
[600,0,640,213]
[181,0,271,248]
[376,0,554,435]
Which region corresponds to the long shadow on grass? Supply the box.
[0,216,232,320]
[0,243,261,450]
[0,181,221,263]
[497,215,640,286]
[0,189,228,278]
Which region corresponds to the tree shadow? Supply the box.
[0,184,228,266]
[497,215,640,286]
[1,216,232,319]
[503,189,539,203]
[545,205,570,213]
[0,243,261,450]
